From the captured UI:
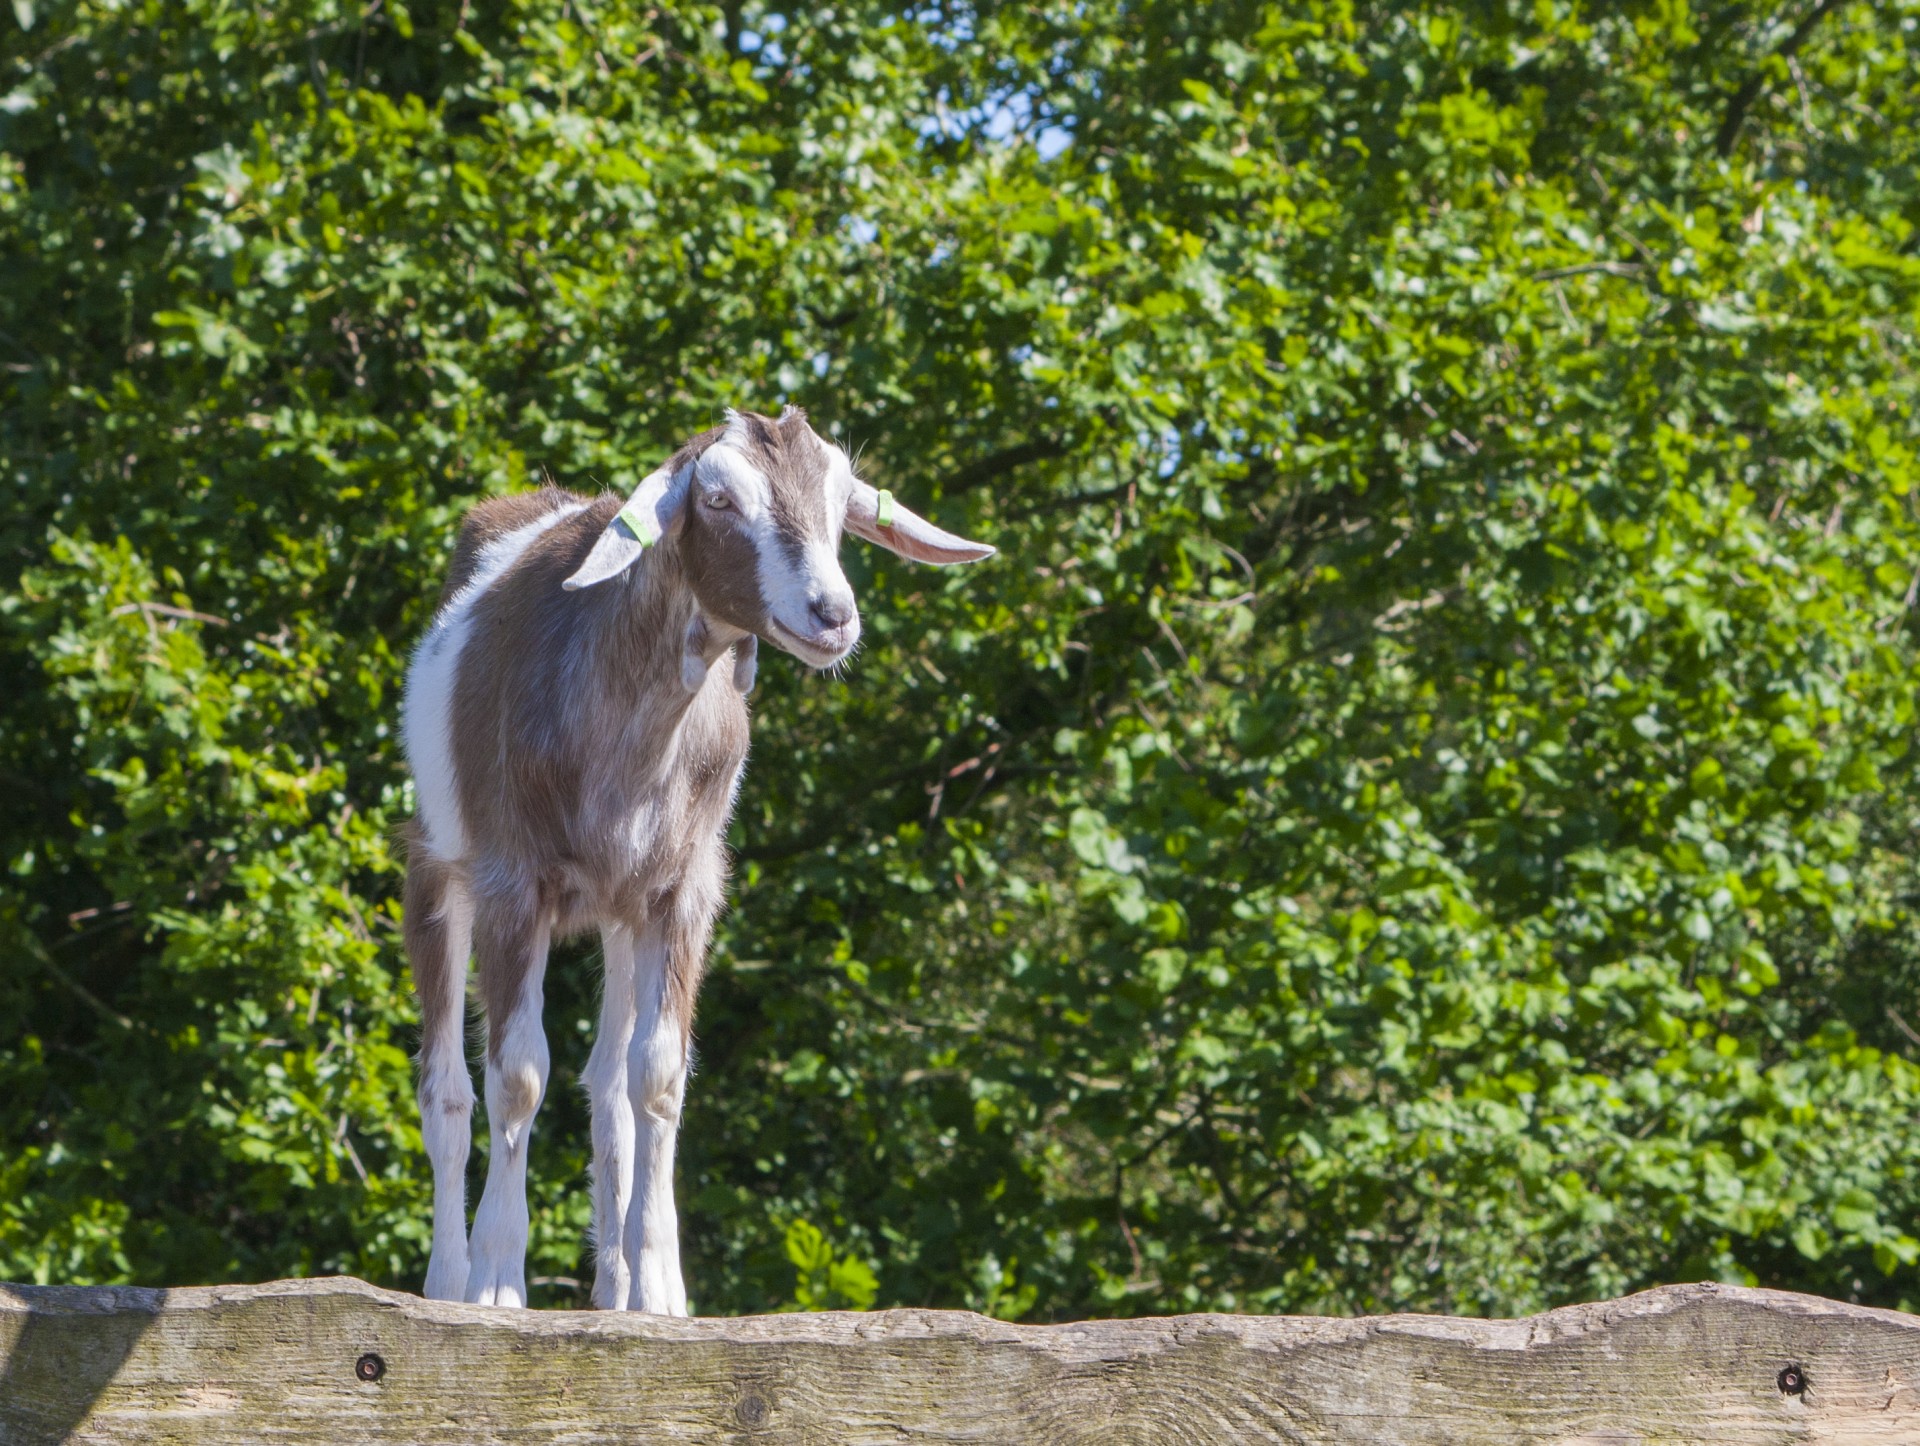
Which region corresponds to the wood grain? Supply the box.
[2,1276,1917,1443]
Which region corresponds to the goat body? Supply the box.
[401,410,991,1310]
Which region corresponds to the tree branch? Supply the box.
[1006,481,1129,520]
[24,929,137,1032]
[1713,0,1848,158]
[940,437,1069,496]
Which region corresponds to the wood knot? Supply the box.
[735,1391,770,1427]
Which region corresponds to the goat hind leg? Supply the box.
[465,899,552,1308]
[405,843,475,1302]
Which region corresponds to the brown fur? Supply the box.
[679,500,770,636]
[439,487,585,604]
[413,422,805,1067]
[402,818,461,1099]
[441,494,748,1057]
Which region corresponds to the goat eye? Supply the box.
[704,492,731,510]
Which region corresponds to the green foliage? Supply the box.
[780,1219,879,1312]
[5,0,1920,1319]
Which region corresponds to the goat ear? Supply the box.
[843,480,995,565]
[563,461,694,591]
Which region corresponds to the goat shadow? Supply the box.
[0,1283,160,1446]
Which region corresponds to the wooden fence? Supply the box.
[3,1276,1918,1442]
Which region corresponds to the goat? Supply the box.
[399,408,993,1311]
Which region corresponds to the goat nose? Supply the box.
[808,595,855,632]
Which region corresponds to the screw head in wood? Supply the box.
[1777,1364,1806,1396]
[355,1352,387,1383]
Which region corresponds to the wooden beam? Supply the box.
[3,1276,1918,1443]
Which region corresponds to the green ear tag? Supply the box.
[876,488,896,528]
[616,499,658,547]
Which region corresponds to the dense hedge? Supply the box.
[4,0,1920,1317]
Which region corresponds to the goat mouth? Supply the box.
[764,617,858,670]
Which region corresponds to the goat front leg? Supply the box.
[624,922,693,1314]
[405,847,475,1302]
[466,900,552,1308]
[585,924,641,1309]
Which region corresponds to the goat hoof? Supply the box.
[464,1266,528,1309]
[423,1258,469,1302]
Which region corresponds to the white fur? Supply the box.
[698,439,775,510]
[825,443,860,514]
[623,927,689,1314]
[756,526,854,652]
[466,944,552,1308]
[585,925,640,1310]
[403,503,589,858]
[419,882,476,1303]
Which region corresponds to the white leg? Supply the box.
[624,929,690,1315]
[419,885,475,1303]
[584,925,640,1310]
[466,923,551,1308]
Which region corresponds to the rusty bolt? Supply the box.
[736,1392,769,1427]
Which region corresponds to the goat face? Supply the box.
[680,408,863,669]
[563,407,996,672]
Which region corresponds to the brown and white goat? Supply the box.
[401,408,992,1310]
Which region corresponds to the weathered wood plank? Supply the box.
[1,1276,1916,1444]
